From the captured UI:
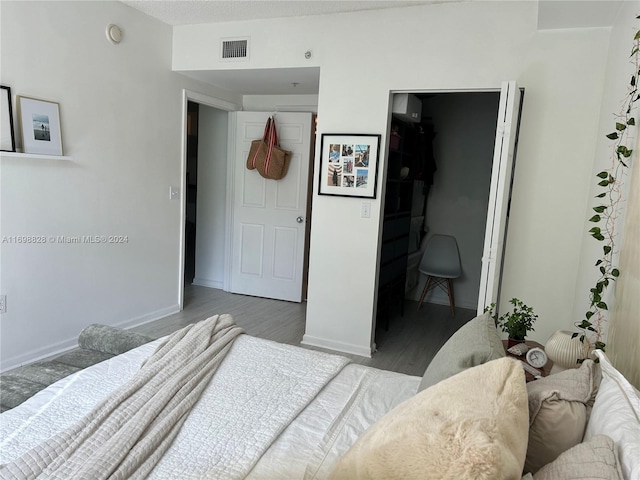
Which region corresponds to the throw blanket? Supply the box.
[0,315,244,480]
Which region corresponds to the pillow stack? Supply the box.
[331,357,528,480]
[331,313,527,480]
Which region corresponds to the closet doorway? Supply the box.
[377,83,522,333]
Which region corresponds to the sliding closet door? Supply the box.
[477,81,522,313]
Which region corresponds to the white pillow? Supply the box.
[584,350,640,480]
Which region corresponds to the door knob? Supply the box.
[296,216,305,223]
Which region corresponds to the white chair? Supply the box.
[416,234,462,315]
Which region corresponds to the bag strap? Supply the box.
[264,117,277,174]
[250,118,272,169]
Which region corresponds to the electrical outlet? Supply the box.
[0,295,6,314]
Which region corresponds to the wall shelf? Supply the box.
[1,152,72,161]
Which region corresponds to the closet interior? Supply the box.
[376,91,501,335]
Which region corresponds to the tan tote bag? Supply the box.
[246,117,292,180]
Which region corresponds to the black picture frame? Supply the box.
[1,85,16,152]
[318,133,381,198]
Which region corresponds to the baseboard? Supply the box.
[1,337,79,373]
[301,334,372,358]
[192,277,224,289]
[0,304,180,373]
[416,297,477,311]
[112,304,181,330]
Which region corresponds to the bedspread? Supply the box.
[0,321,353,479]
[0,314,244,479]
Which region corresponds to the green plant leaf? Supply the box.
[593,206,606,213]
[632,76,637,87]
[586,311,594,319]
[597,171,609,179]
[572,332,579,339]
[616,122,627,131]
[600,266,606,275]
[628,117,636,125]
[595,260,603,267]
[617,145,633,157]
[595,341,606,350]
[597,301,608,309]
[606,132,619,140]
[596,192,607,198]
[604,245,612,254]
[635,30,640,39]
[612,269,620,277]
[598,179,611,186]
[589,215,601,222]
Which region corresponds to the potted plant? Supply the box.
[486,298,538,347]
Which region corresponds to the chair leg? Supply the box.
[417,275,432,311]
[446,278,455,316]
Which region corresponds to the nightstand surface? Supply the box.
[502,340,554,382]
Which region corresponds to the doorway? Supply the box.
[178,91,318,309]
[376,84,522,338]
[183,101,199,285]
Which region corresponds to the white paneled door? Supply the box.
[230,112,313,302]
[477,81,523,313]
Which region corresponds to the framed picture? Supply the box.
[17,96,63,155]
[318,133,381,198]
[1,85,16,152]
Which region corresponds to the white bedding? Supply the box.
[0,335,420,479]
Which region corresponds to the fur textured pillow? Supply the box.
[524,359,600,474]
[330,358,528,480]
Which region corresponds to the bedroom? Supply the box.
[1,1,639,478]
[0,1,637,382]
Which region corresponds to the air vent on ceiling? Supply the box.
[221,38,249,61]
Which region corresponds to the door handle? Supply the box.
[296,216,305,224]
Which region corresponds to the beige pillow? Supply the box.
[418,312,505,391]
[524,359,600,474]
[331,358,528,480]
[533,434,622,479]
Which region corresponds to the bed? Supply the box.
[1,313,638,480]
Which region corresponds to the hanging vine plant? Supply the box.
[574,19,640,354]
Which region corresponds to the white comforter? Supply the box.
[1,335,420,479]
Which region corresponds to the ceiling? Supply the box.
[121,0,446,26]
[121,0,624,96]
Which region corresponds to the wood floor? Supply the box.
[131,285,477,377]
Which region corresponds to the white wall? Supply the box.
[173,1,612,354]
[193,106,229,289]
[408,92,499,309]
[0,1,242,370]
[242,94,318,113]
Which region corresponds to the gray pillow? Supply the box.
[78,324,154,356]
[418,312,505,391]
[532,435,622,480]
